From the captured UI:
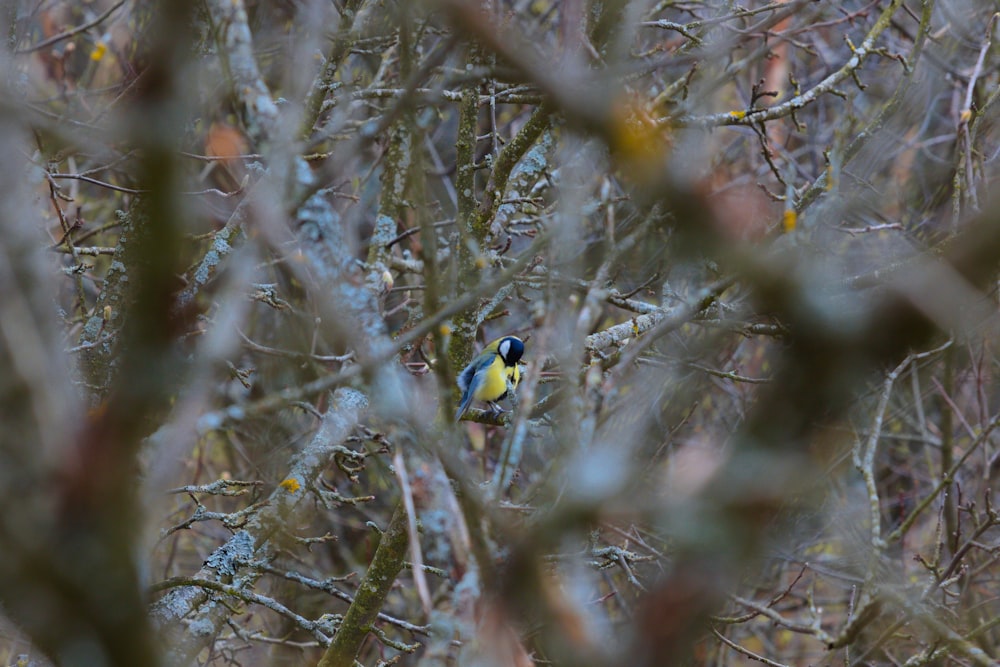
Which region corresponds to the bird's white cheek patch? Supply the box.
[499,339,511,359]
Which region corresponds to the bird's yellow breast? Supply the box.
[473,356,510,402]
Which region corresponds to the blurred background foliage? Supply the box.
[1,0,999,666]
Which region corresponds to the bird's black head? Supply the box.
[497,336,524,366]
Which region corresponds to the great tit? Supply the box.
[454,335,525,422]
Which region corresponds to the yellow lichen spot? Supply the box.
[474,255,488,269]
[804,539,843,557]
[960,108,973,124]
[90,41,107,62]
[87,401,108,421]
[742,635,765,655]
[775,629,795,649]
[632,319,640,336]
[103,305,112,321]
[610,97,671,176]
[729,110,747,119]
[469,424,486,452]
[439,324,452,336]
[529,0,550,14]
[380,269,394,292]
[782,209,797,233]
[279,478,301,493]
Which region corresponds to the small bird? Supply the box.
[455,336,525,422]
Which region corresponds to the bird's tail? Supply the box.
[454,394,474,422]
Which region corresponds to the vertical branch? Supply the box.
[854,355,913,596]
[14,3,198,666]
[204,0,279,145]
[300,0,367,139]
[367,5,413,276]
[317,504,409,667]
[448,46,485,366]
[939,345,957,553]
[473,102,551,229]
[454,64,480,235]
